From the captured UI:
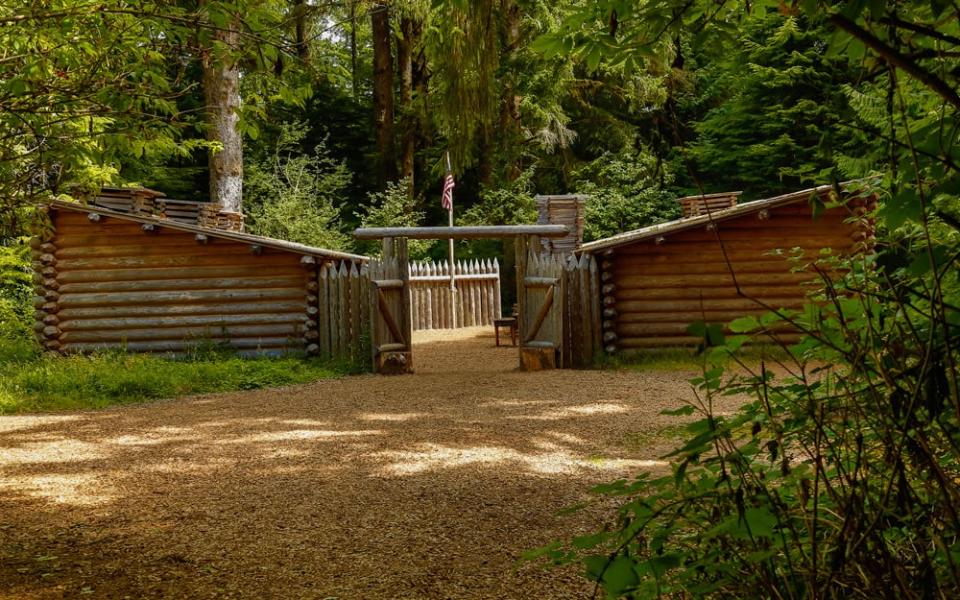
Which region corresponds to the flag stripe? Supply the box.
[442,172,455,211]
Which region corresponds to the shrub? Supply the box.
[571,151,680,242]
[244,122,352,250]
[530,189,960,597]
[356,178,434,259]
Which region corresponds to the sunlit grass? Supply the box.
[0,339,355,414]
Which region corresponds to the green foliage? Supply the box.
[356,178,434,259]
[244,122,352,250]
[461,169,539,226]
[0,350,349,415]
[0,240,33,345]
[530,1,960,597]
[572,151,680,242]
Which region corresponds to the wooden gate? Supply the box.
[369,237,413,374]
[516,236,566,370]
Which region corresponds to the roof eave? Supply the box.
[47,200,370,262]
[580,183,850,254]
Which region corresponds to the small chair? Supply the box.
[494,304,519,347]
[494,317,517,347]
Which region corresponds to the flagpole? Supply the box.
[446,151,457,329]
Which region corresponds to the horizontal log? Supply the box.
[59,287,308,308]
[524,276,558,287]
[57,300,307,320]
[616,310,780,325]
[611,238,854,254]
[57,275,307,294]
[616,322,798,336]
[615,298,803,313]
[61,339,299,353]
[373,279,404,289]
[614,284,811,301]
[60,323,302,343]
[354,225,569,239]
[56,264,304,284]
[613,271,816,290]
[56,253,298,271]
[607,249,837,266]
[611,259,822,277]
[378,343,407,352]
[619,333,803,349]
[59,313,307,332]
[54,240,293,259]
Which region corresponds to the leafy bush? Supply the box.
[461,168,539,226]
[531,188,960,598]
[572,151,680,242]
[0,239,34,349]
[244,122,352,250]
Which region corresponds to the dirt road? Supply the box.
[0,328,718,599]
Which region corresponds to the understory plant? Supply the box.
[529,186,960,598]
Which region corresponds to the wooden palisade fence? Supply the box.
[516,244,601,370]
[408,259,502,330]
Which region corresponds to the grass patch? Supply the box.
[0,341,358,415]
[624,425,690,451]
[597,345,794,371]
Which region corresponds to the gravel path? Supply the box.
[0,328,732,599]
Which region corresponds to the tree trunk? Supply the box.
[371,1,396,188]
[350,1,359,96]
[201,18,243,214]
[498,0,522,181]
[398,15,421,197]
[293,0,309,61]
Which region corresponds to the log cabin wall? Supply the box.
[599,201,868,351]
[42,207,317,355]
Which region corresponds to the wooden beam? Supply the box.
[354,225,569,240]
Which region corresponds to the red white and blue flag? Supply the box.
[441,170,455,212]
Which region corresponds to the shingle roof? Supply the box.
[579,183,848,253]
[49,200,369,262]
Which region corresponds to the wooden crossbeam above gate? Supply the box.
[353,225,569,240]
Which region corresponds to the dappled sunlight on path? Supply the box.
[0,327,728,599]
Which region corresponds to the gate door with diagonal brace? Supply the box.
[368,237,413,374]
[516,236,566,370]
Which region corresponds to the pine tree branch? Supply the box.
[829,12,960,111]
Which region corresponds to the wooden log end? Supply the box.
[141,223,157,233]
[601,271,614,282]
[87,213,101,223]
[602,283,616,295]
[300,255,317,266]
[376,351,413,375]
[602,296,616,307]
[40,242,56,253]
[520,347,557,371]
[602,307,618,319]
[304,330,320,341]
[604,344,617,354]
[306,294,319,305]
[42,325,61,339]
[305,280,319,292]
[603,331,618,344]
[305,306,319,316]
[44,340,62,352]
[29,237,42,250]
[195,233,208,244]
[42,314,59,326]
[306,343,320,355]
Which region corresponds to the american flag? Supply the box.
[441,170,455,212]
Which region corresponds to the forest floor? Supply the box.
[0,327,745,599]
